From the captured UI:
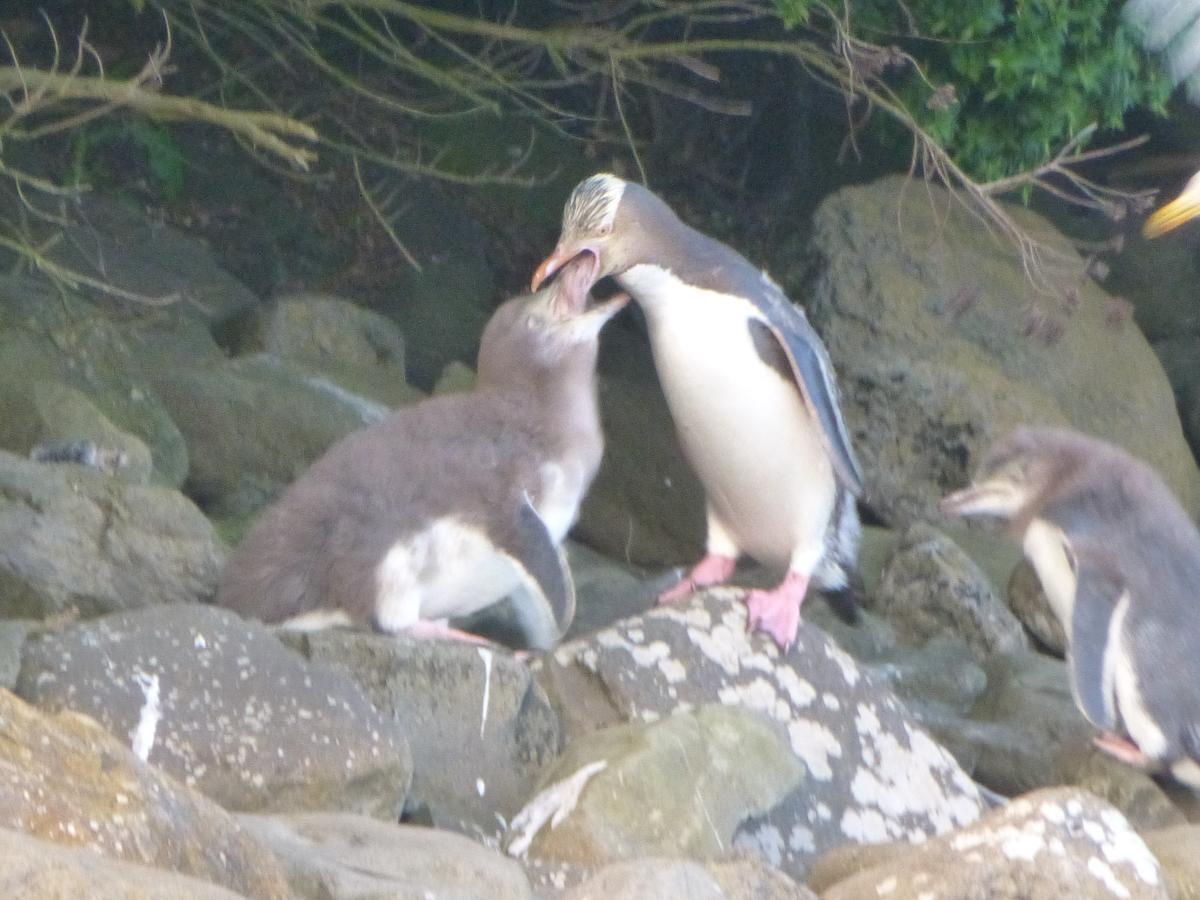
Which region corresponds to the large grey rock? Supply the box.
[51,194,259,327]
[26,381,155,483]
[564,859,725,900]
[1107,228,1200,343]
[1143,825,1200,900]
[1154,334,1200,463]
[539,590,985,878]
[818,787,1168,900]
[798,175,1200,522]
[0,450,224,618]
[238,812,533,900]
[509,705,803,864]
[965,651,1095,796]
[225,293,420,410]
[0,275,188,485]
[0,688,290,898]
[0,828,249,900]
[146,353,382,519]
[288,631,560,840]
[876,524,1028,663]
[561,856,816,900]
[17,604,411,819]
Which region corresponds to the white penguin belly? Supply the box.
[627,267,836,570]
[1022,519,1077,628]
[373,518,523,630]
[1110,593,1170,760]
[536,460,589,544]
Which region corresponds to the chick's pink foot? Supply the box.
[658,553,736,605]
[1093,731,1152,768]
[745,571,810,650]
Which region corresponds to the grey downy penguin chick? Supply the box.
[532,173,863,650]
[215,257,627,650]
[942,426,1200,788]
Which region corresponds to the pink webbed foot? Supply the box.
[1093,731,1153,768]
[658,553,737,605]
[406,619,494,646]
[745,571,810,651]
[404,619,532,661]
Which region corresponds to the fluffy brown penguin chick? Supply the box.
[942,426,1200,788]
[215,257,627,651]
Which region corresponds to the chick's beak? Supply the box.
[532,242,598,291]
[1145,179,1200,238]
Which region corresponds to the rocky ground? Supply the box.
[0,169,1199,899]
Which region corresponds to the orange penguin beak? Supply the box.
[532,243,599,292]
[1145,172,1200,238]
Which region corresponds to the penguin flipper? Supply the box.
[1067,564,1124,731]
[752,308,864,496]
[492,499,577,651]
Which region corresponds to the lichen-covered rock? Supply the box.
[563,858,725,900]
[876,524,1028,662]
[796,175,1200,522]
[509,705,802,864]
[707,854,819,899]
[0,827,249,899]
[539,590,985,877]
[0,450,224,618]
[560,856,817,900]
[288,630,559,840]
[818,787,1168,900]
[237,812,534,900]
[1069,752,1185,832]
[1142,825,1200,900]
[16,604,411,819]
[0,688,289,898]
[0,275,189,486]
[1008,559,1067,656]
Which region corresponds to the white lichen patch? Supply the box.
[1097,809,1160,887]
[844,709,983,842]
[1088,857,1131,900]
[788,824,815,854]
[775,667,817,708]
[787,719,841,781]
[824,642,861,686]
[938,790,1162,898]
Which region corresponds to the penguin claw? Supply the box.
[657,554,736,605]
[744,571,810,651]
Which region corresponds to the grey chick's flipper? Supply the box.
[1067,563,1124,732]
[753,290,864,495]
[493,499,577,651]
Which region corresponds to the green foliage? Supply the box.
[69,119,186,200]
[778,0,1173,182]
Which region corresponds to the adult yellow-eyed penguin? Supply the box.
[941,427,1200,787]
[532,174,863,649]
[215,256,627,650]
